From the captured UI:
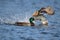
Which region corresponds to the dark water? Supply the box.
[0,0,60,40]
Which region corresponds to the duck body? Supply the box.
[15,22,34,26]
[15,22,30,26]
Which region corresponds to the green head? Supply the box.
[29,17,34,24]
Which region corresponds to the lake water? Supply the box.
[0,0,60,40]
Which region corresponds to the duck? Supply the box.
[15,17,35,26]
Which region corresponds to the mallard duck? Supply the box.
[15,17,35,26]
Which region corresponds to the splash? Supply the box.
[0,13,30,25]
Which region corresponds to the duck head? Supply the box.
[29,17,35,26]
